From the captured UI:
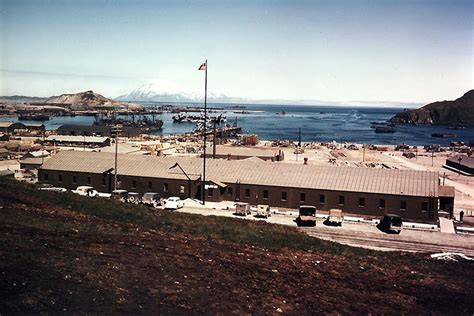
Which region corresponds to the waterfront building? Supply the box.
[39,151,454,222]
[56,124,141,138]
[44,135,111,148]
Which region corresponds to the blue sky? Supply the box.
[0,0,472,103]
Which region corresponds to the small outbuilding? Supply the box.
[446,155,474,175]
[44,135,111,148]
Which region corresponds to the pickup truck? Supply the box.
[256,204,271,218]
[324,208,343,226]
[296,205,317,227]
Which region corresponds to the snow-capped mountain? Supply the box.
[116,80,244,103]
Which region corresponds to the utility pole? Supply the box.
[112,125,121,191]
[212,120,217,159]
[198,60,208,205]
[41,128,45,166]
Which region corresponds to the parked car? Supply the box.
[324,208,343,226]
[96,192,111,198]
[296,205,317,227]
[142,192,161,208]
[37,187,67,193]
[72,186,98,197]
[234,202,251,216]
[126,192,142,204]
[164,197,184,210]
[111,190,128,202]
[256,204,271,218]
[377,214,403,234]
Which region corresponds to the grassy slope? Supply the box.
[0,178,473,314]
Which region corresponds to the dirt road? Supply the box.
[303,226,474,256]
[179,205,474,255]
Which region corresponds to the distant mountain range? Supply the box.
[390,90,474,126]
[115,82,421,108]
[0,95,47,103]
[115,81,249,104]
[1,84,424,108]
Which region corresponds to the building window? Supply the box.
[228,187,233,196]
[400,201,407,211]
[132,180,137,189]
[208,188,213,197]
[263,190,269,200]
[421,202,428,212]
[180,185,185,194]
[281,191,287,201]
[101,176,106,186]
[359,197,365,207]
[300,193,306,203]
[163,183,168,192]
[319,194,325,204]
[245,189,251,199]
[379,199,385,210]
[58,174,63,183]
[87,177,91,184]
[72,175,77,184]
[43,173,49,181]
[148,181,153,190]
[338,196,345,206]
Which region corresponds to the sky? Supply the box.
[0,0,472,104]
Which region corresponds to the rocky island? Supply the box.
[45,90,143,111]
[390,90,474,126]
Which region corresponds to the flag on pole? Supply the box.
[198,62,206,71]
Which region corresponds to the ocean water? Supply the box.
[3,103,474,146]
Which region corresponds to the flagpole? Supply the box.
[202,59,208,205]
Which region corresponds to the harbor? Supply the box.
[2,103,474,146]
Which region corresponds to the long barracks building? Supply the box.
[39,151,455,222]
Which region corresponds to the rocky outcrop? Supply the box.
[46,90,143,111]
[390,90,474,126]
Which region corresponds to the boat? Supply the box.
[94,113,163,132]
[374,126,396,133]
[18,114,50,121]
[447,126,465,130]
[172,112,226,124]
[431,133,456,138]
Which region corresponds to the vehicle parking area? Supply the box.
[176,199,474,255]
[34,184,474,255]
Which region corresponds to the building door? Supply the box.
[195,184,202,200]
[235,180,241,201]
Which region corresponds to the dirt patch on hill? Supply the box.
[0,207,472,314]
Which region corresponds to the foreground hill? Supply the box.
[0,178,472,314]
[46,90,143,111]
[390,90,474,125]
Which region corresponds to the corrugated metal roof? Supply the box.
[46,135,109,143]
[210,146,279,157]
[41,151,439,197]
[0,121,24,128]
[438,185,455,197]
[447,155,474,168]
